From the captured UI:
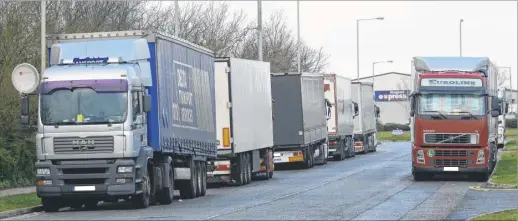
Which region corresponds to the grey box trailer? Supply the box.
[324,74,358,160]
[208,57,275,185]
[351,81,379,154]
[271,72,329,168]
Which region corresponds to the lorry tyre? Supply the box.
[195,161,202,197]
[309,147,315,168]
[42,198,61,212]
[323,143,328,165]
[133,166,151,208]
[156,164,174,205]
[179,158,197,199]
[497,144,504,149]
[232,153,245,185]
[413,172,432,181]
[304,148,311,169]
[246,152,252,184]
[200,162,207,196]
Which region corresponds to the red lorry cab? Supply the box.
[409,57,500,181]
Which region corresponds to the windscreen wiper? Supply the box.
[455,111,478,120]
[421,111,447,119]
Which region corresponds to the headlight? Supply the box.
[476,149,485,164]
[117,166,134,173]
[416,150,425,164]
[469,134,479,144]
[37,168,50,175]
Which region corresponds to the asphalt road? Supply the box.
[8,142,514,220]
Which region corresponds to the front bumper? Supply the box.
[35,159,136,199]
[413,166,488,173]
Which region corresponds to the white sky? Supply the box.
[176,1,517,88]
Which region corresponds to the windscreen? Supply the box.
[40,79,128,125]
[418,94,485,115]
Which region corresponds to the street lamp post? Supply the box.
[459,19,463,57]
[257,0,263,61]
[356,17,384,80]
[372,60,393,88]
[41,0,46,73]
[297,0,301,73]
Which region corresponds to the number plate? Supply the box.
[273,157,282,162]
[443,167,459,172]
[73,186,95,192]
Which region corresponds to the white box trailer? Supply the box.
[351,82,379,153]
[208,57,275,185]
[497,87,509,149]
[324,74,357,160]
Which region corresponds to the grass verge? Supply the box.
[490,151,517,185]
[0,192,40,212]
[377,131,410,141]
[471,209,518,221]
[505,128,518,137]
[505,140,518,150]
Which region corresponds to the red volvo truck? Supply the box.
[409,56,500,181]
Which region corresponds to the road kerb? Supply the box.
[469,185,518,191]
[0,206,42,219]
[467,208,518,221]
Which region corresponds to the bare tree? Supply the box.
[237,10,329,73]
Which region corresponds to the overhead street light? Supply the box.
[459,19,464,57]
[372,60,393,87]
[356,17,384,80]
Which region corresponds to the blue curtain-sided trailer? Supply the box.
[41,30,217,211]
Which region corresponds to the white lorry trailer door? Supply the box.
[351,83,362,134]
[214,62,232,151]
[324,76,337,134]
[336,76,354,135]
[229,58,274,154]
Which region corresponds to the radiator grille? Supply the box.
[53,136,114,154]
[434,150,474,157]
[424,134,473,144]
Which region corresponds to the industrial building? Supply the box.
[353,72,411,125]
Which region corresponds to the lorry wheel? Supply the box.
[304,148,312,169]
[200,162,207,196]
[246,153,252,184]
[323,144,328,165]
[133,167,151,208]
[156,164,174,205]
[309,148,315,168]
[195,161,203,197]
[42,198,61,212]
[179,158,197,199]
[497,144,504,149]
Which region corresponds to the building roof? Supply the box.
[352,72,410,81]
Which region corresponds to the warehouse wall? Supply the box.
[359,73,411,125]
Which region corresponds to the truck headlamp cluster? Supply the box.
[117,166,134,173]
[416,150,425,164]
[37,168,51,175]
[476,149,485,164]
